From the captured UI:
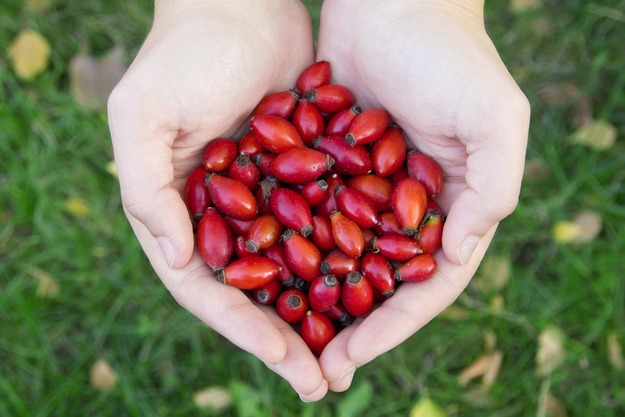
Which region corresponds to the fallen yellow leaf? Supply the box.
[26,0,53,13]
[536,326,566,377]
[569,119,617,150]
[192,386,232,410]
[7,29,51,80]
[538,392,568,417]
[458,351,503,389]
[64,197,91,217]
[552,211,602,244]
[28,266,60,298]
[510,0,541,14]
[90,359,118,392]
[607,332,624,371]
[106,160,118,178]
[409,397,447,417]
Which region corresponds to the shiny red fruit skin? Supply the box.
[416,213,445,254]
[202,138,238,173]
[341,271,374,317]
[206,174,258,220]
[249,114,305,154]
[308,274,341,312]
[184,165,211,221]
[373,234,422,262]
[197,207,234,272]
[282,229,322,282]
[310,215,338,253]
[335,186,379,228]
[245,214,283,253]
[262,244,295,286]
[301,310,336,357]
[252,89,299,119]
[330,211,365,258]
[227,154,260,190]
[324,303,353,327]
[252,278,282,305]
[295,60,331,94]
[345,108,390,146]
[269,188,314,237]
[394,254,437,282]
[313,136,372,176]
[276,288,309,323]
[319,248,360,281]
[223,216,255,236]
[407,150,443,198]
[326,106,361,136]
[371,127,407,176]
[217,256,280,290]
[269,147,333,184]
[362,227,376,251]
[252,152,275,178]
[374,212,409,236]
[314,174,344,218]
[292,101,325,146]
[237,131,264,157]
[300,179,328,207]
[235,235,257,258]
[346,174,394,212]
[360,252,395,296]
[306,84,355,114]
[389,167,409,185]
[392,177,427,233]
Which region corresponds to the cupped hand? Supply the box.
[315,0,530,391]
[107,0,328,401]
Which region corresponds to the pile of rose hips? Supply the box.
[183,61,445,357]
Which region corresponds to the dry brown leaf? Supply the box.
[458,351,503,388]
[538,82,580,105]
[28,266,60,298]
[552,211,602,244]
[472,255,511,296]
[193,386,232,410]
[7,29,51,80]
[569,119,617,150]
[538,392,568,417]
[607,332,624,370]
[69,46,127,111]
[536,326,566,377]
[90,359,118,392]
[523,158,551,182]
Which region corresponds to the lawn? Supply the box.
[1,0,624,416]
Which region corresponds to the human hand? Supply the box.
[315,0,530,391]
[107,0,329,401]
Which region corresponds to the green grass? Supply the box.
[2,0,625,416]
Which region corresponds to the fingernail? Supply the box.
[457,235,480,265]
[157,236,176,268]
[298,393,311,403]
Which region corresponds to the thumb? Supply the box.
[442,97,530,266]
[108,90,195,269]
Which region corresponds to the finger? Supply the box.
[440,89,530,266]
[128,213,288,365]
[319,323,360,392]
[341,226,496,367]
[108,86,195,269]
[261,308,329,402]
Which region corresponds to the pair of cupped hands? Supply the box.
[108,0,530,402]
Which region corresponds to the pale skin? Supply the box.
[108,0,530,402]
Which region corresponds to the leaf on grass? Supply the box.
[64,197,91,217]
[90,359,118,392]
[552,211,602,244]
[472,255,511,296]
[193,386,232,411]
[536,326,566,377]
[27,0,53,13]
[458,351,503,389]
[569,119,617,150]
[409,397,447,417]
[106,160,118,178]
[607,332,624,370]
[538,392,568,417]
[7,29,51,80]
[538,82,579,106]
[523,158,551,182]
[28,266,60,298]
[440,305,471,320]
[510,0,541,14]
[337,381,372,417]
[69,45,127,111]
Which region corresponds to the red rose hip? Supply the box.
[196,207,234,272]
[341,271,374,317]
[392,177,427,234]
[216,256,281,290]
[300,310,336,357]
[206,173,258,220]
